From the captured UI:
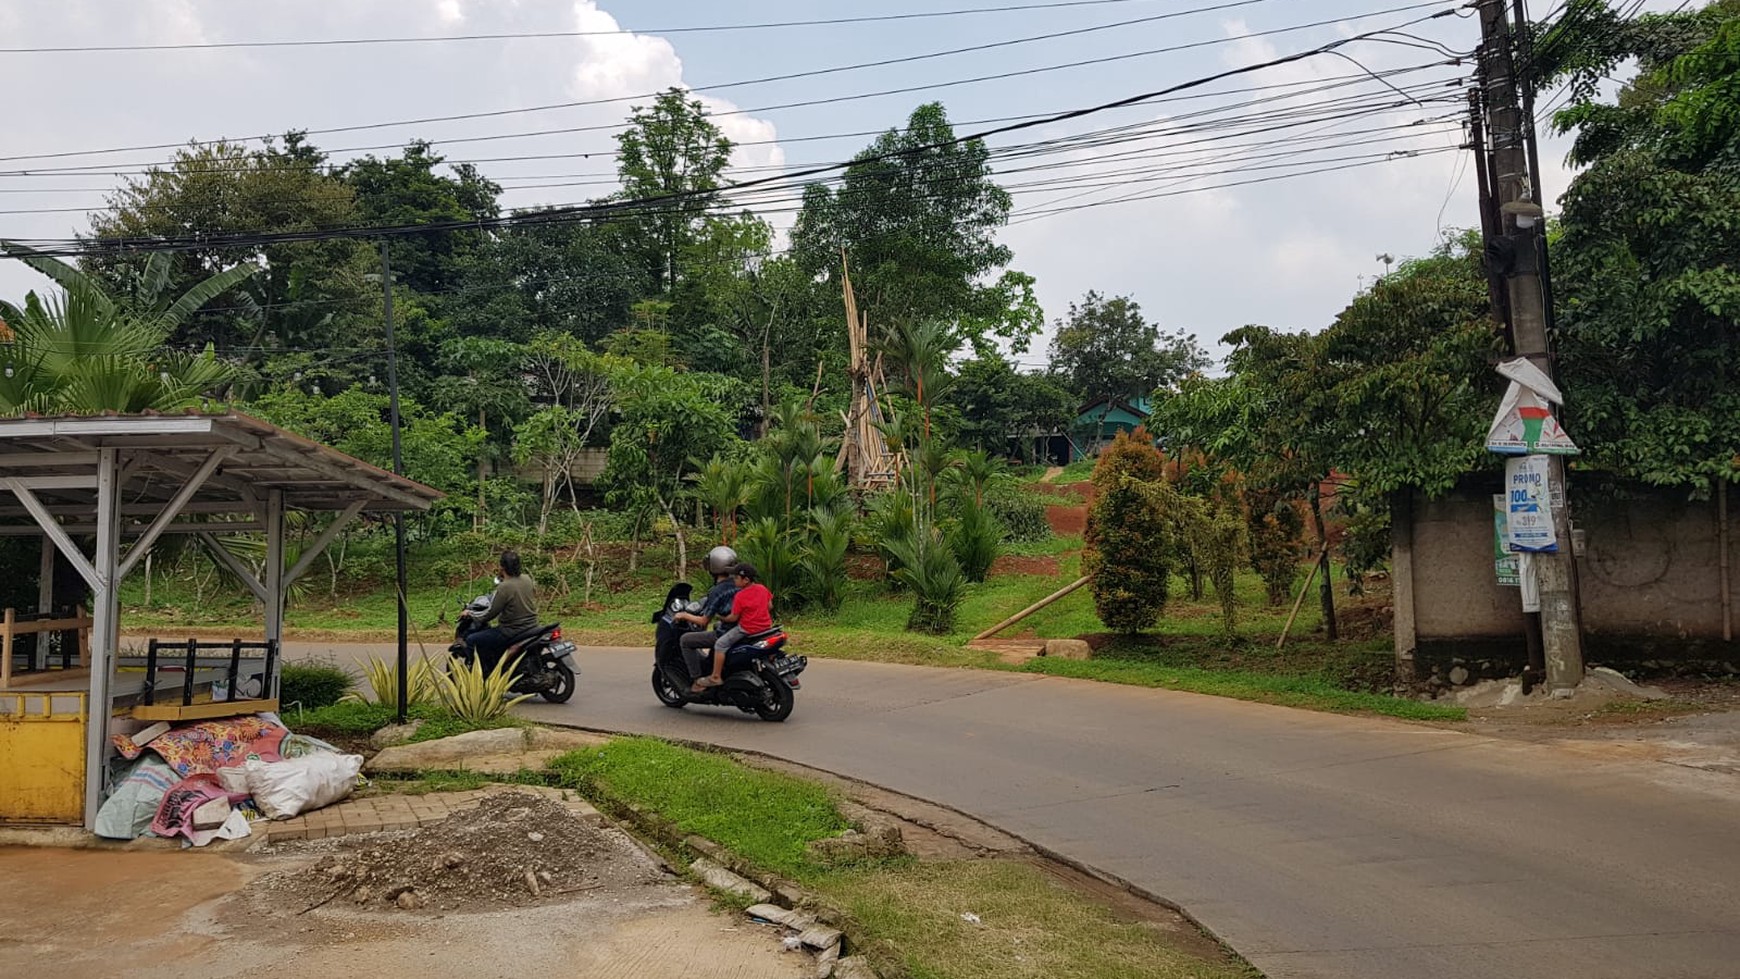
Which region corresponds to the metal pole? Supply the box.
[380,241,410,723]
[1477,0,1584,692]
[82,448,119,830]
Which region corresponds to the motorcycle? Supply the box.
[651,582,806,722]
[448,582,579,704]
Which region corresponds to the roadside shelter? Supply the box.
[0,411,441,828]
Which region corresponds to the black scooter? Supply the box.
[651,582,806,722]
[449,586,580,704]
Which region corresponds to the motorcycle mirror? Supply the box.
[492,576,502,586]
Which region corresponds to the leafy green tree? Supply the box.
[1048,291,1207,404]
[83,135,372,357]
[948,355,1073,459]
[248,385,484,503]
[600,363,744,578]
[0,246,250,413]
[1545,0,1740,491]
[343,141,501,295]
[445,219,639,347]
[791,102,1039,353]
[434,336,533,524]
[615,88,735,295]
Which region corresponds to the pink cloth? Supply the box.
[150,774,249,846]
[114,715,288,777]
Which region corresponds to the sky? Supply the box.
[0,0,1681,366]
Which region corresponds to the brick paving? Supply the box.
[259,784,602,842]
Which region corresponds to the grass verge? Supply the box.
[287,700,525,746]
[547,736,1254,979]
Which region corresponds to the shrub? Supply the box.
[1246,488,1306,605]
[948,498,1002,583]
[1089,427,1166,492]
[738,516,805,613]
[884,526,966,634]
[984,484,1051,543]
[345,655,440,706]
[279,661,352,710]
[1085,444,1174,634]
[864,491,917,588]
[800,510,853,613]
[432,654,532,724]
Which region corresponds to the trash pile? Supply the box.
[95,712,361,846]
[258,792,659,913]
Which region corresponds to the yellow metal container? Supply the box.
[0,691,87,825]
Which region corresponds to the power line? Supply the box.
[0,0,1181,54]
[1,0,1450,171]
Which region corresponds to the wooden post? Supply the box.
[2,607,13,689]
[1276,546,1328,651]
[972,576,1091,641]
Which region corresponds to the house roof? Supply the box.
[0,411,443,533]
[1074,397,1152,422]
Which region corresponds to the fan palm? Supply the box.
[0,243,253,415]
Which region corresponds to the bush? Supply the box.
[279,661,352,710]
[1085,432,1174,634]
[345,656,440,706]
[433,654,532,724]
[738,517,805,613]
[884,527,966,634]
[948,498,1002,583]
[984,484,1051,543]
[800,511,852,613]
[1246,488,1306,606]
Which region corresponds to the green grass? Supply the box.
[826,860,1255,979]
[548,736,850,880]
[549,736,1251,979]
[1020,657,1465,722]
[287,699,524,744]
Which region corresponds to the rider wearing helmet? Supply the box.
[672,545,740,680]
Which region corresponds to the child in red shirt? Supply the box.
[694,563,774,691]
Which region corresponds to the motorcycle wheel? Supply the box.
[539,663,576,704]
[652,666,687,708]
[754,675,795,722]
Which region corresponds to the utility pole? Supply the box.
[1475,0,1584,692]
[379,240,411,723]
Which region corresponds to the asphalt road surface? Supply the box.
[287,642,1740,979]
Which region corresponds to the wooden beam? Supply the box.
[0,521,265,537]
[258,442,431,510]
[971,576,1091,642]
[2,474,98,491]
[131,449,256,505]
[116,448,233,582]
[282,500,366,587]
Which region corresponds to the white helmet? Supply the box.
[703,545,740,576]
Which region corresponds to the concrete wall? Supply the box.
[1399,481,1738,677]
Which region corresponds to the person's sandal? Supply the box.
[691,676,722,693]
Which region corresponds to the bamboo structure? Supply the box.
[835,253,900,491]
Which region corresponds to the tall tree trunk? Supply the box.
[1310,482,1338,640]
[665,499,688,581]
[761,320,773,438]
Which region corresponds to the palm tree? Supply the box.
[0,244,254,415]
[690,454,752,543]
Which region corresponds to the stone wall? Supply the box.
[1397,480,1738,679]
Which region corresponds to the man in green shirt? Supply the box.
[463,550,539,673]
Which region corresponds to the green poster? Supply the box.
[1492,494,1520,586]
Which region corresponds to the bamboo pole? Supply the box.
[1276,546,1329,651]
[973,576,1091,641]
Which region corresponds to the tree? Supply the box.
[791,102,1039,353]
[343,141,501,296]
[445,219,639,347]
[433,336,533,525]
[248,385,484,502]
[949,355,1073,458]
[615,88,735,295]
[600,364,743,579]
[1544,0,1740,492]
[83,135,372,357]
[0,246,250,414]
[1084,429,1173,634]
[1048,291,1207,404]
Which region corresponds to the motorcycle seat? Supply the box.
[507,623,559,647]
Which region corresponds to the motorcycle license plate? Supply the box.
[770,655,805,676]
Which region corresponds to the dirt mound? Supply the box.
[990,554,1060,578]
[1046,504,1086,535]
[258,792,659,914]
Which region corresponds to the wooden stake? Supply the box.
[1276,546,1329,651]
[972,576,1091,641]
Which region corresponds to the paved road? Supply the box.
[288,642,1740,979]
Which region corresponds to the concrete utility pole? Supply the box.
[1475,0,1585,692]
[380,241,411,723]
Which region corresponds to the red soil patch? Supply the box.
[1046,504,1087,535]
[989,554,1060,578]
[846,553,884,582]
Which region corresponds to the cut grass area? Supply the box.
[1020,657,1465,722]
[548,736,849,881]
[826,860,1255,979]
[548,736,1252,979]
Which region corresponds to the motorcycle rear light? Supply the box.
[551,627,563,641]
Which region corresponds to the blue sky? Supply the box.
[0,1,1682,363]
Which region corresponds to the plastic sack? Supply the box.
[216,766,250,795]
[245,753,364,820]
